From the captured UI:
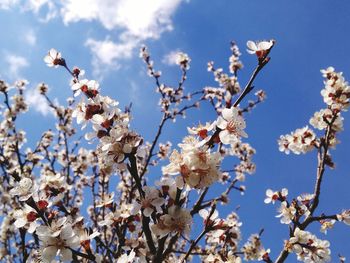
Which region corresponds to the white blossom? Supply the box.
[216,106,247,144]
[44,49,62,68]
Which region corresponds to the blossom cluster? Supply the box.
[268,66,350,262]
[278,67,349,155]
[2,37,349,263]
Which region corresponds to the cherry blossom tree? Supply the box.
[0,39,349,263]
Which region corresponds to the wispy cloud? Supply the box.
[0,0,185,80]
[24,29,36,46]
[61,0,182,38]
[25,86,53,116]
[85,36,137,77]
[1,0,185,77]
[0,0,19,10]
[0,0,57,21]
[5,53,29,79]
[79,0,184,77]
[129,81,140,105]
[162,49,181,66]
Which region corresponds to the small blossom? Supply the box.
[216,106,247,144]
[289,228,331,263]
[320,220,336,234]
[131,186,165,217]
[162,136,222,189]
[13,205,39,233]
[264,188,288,204]
[151,206,192,237]
[278,126,316,154]
[242,234,270,261]
[276,201,296,224]
[337,210,350,225]
[310,108,343,131]
[39,225,80,263]
[246,40,274,58]
[175,52,191,70]
[44,49,63,68]
[9,177,36,201]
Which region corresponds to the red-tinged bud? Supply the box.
[37,200,49,211]
[81,85,88,93]
[128,223,136,232]
[101,119,112,129]
[85,104,104,120]
[272,194,279,201]
[81,240,91,252]
[256,50,265,58]
[198,129,208,139]
[26,211,38,222]
[73,67,81,76]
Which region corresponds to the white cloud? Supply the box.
[162,49,181,66]
[85,37,136,66]
[85,37,137,77]
[61,0,182,38]
[0,0,57,21]
[1,0,185,76]
[78,0,183,76]
[129,81,140,104]
[5,54,29,78]
[25,87,52,116]
[24,29,36,45]
[23,0,57,22]
[0,0,19,9]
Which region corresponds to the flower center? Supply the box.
[226,120,237,134]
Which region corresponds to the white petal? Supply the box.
[60,225,74,240]
[44,56,52,64]
[221,108,233,121]
[28,221,38,234]
[49,48,57,58]
[92,114,105,124]
[219,130,235,144]
[199,209,209,219]
[216,116,227,130]
[14,217,27,228]
[42,246,58,262]
[71,82,81,91]
[247,41,257,51]
[258,41,273,50]
[238,129,248,138]
[60,248,73,262]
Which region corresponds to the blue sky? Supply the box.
[1,0,350,261]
